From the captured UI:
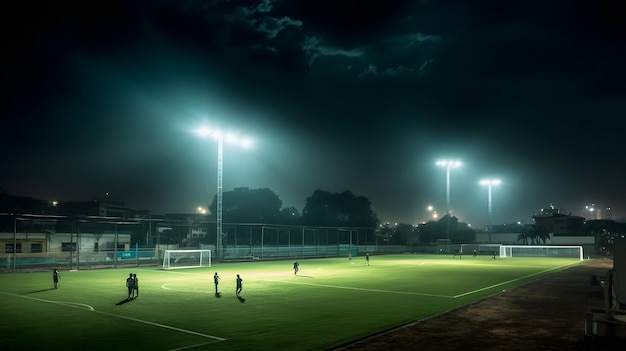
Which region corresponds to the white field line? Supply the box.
[93,310,227,341]
[0,292,95,311]
[452,261,579,298]
[0,291,226,342]
[266,261,580,299]
[265,279,452,298]
[168,342,217,351]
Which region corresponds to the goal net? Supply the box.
[499,245,583,260]
[162,249,212,270]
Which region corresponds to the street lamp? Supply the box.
[196,126,252,261]
[480,178,501,243]
[436,160,462,239]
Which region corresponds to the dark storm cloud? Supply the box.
[2,0,625,224]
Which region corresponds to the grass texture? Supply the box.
[0,254,581,350]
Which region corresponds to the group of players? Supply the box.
[94,253,371,301]
[212,272,244,301]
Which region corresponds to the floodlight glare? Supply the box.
[196,126,211,137]
[195,125,253,261]
[480,178,501,243]
[436,159,462,240]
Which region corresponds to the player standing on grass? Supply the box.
[132,273,139,298]
[365,253,370,266]
[53,269,60,289]
[126,273,135,299]
[293,261,299,275]
[213,272,221,295]
[236,274,242,297]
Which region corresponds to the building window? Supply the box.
[62,243,76,252]
[31,242,42,253]
[5,243,22,253]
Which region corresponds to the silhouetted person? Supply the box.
[53,269,60,289]
[126,273,135,299]
[236,274,242,297]
[132,273,139,297]
[293,261,299,275]
[213,272,220,295]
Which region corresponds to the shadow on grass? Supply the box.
[115,297,136,306]
[296,275,314,278]
[237,295,246,303]
[20,288,57,294]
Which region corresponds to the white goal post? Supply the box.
[162,249,212,270]
[499,245,583,261]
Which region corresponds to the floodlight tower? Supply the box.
[436,160,462,240]
[196,127,252,261]
[480,178,501,243]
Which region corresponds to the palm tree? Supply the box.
[517,231,530,245]
[535,227,551,244]
[518,225,536,245]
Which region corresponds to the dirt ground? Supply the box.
[334,259,615,351]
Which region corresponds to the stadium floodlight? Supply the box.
[480,178,501,243]
[195,126,253,262]
[436,160,462,239]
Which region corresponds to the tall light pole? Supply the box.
[436,160,462,240]
[480,178,501,244]
[196,127,252,261]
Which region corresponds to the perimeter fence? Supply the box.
[0,213,408,272]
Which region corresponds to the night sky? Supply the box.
[2,0,625,227]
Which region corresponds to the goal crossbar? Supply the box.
[499,245,583,260]
[162,249,212,270]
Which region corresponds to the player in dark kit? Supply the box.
[53,269,60,289]
[293,261,299,275]
[213,272,221,296]
[126,273,135,298]
[236,274,242,297]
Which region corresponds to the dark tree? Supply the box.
[278,206,301,225]
[301,189,378,228]
[210,187,282,224]
[418,215,475,244]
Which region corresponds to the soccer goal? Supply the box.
[499,245,583,260]
[162,249,212,270]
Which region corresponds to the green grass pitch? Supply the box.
[0,254,581,350]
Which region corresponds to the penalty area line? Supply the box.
[0,291,95,311]
[0,291,226,342]
[94,310,227,341]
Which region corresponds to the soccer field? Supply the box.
[0,254,582,351]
